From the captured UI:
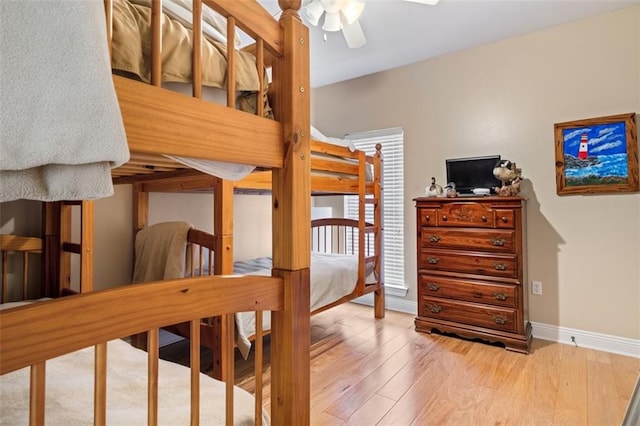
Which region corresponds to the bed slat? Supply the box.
[148,328,159,426]
[190,319,200,426]
[254,310,264,426]
[256,39,265,118]
[29,363,45,426]
[227,16,236,109]
[150,0,162,87]
[224,313,235,426]
[94,342,107,426]
[192,0,202,98]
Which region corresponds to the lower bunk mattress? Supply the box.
[232,253,376,358]
[0,338,265,425]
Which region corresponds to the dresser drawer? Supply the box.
[420,228,515,253]
[419,209,438,227]
[419,250,518,278]
[437,202,496,228]
[495,209,515,229]
[420,296,517,333]
[419,275,517,308]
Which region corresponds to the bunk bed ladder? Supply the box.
[42,200,94,297]
[372,143,385,317]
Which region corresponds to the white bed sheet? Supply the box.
[0,338,265,425]
[233,252,376,358]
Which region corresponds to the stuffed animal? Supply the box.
[495,176,522,196]
[493,159,522,188]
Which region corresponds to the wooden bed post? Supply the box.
[132,182,148,239]
[214,179,234,276]
[131,183,149,349]
[42,202,61,298]
[374,144,385,318]
[211,178,234,381]
[270,1,311,424]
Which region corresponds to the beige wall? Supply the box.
[312,7,640,339]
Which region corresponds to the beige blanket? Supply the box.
[132,221,193,284]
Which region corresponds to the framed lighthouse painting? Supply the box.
[554,112,638,195]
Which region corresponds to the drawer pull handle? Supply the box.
[428,235,441,243]
[493,262,507,271]
[427,256,440,264]
[501,216,509,223]
[481,215,487,222]
[493,315,507,325]
[427,283,440,291]
[425,215,431,221]
[441,215,448,221]
[493,292,508,301]
[491,237,506,246]
[429,304,442,314]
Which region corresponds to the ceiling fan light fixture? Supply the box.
[301,0,324,26]
[322,11,342,32]
[340,0,364,25]
[301,0,368,48]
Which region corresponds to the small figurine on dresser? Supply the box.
[445,182,458,198]
[425,177,443,197]
[493,159,522,196]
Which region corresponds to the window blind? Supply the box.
[344,128,405,290]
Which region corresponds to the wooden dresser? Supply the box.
[414,196,531,353]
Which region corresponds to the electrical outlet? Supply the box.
[532,280,542,295]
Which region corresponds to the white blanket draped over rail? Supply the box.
[0,1,129,202]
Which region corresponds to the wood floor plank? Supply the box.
[553,344,589,424]
[375,334,442,401]
[379,337,470,425]
[587,349,628,425]
[345,394,395,426]
[511,339,562,424]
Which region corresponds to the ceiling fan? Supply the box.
[301,0,440,49]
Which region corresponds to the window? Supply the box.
[344,128,405,291]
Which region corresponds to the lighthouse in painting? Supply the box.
[578,133,589,159]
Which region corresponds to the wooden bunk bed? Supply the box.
[122,138,385,376]
[1,0,311,424]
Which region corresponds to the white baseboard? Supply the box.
[530,321,640,359]
[352,295,639,359]
[352,293,416,315]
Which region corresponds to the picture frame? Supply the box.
[554,112,638,195]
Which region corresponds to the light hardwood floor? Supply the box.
[234,302,639,425]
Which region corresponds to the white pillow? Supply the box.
[311,126,357,152]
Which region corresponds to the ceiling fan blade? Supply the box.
[405,0,440,4]
[341,18,366,48]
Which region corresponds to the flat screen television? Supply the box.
[446,155,501,195]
